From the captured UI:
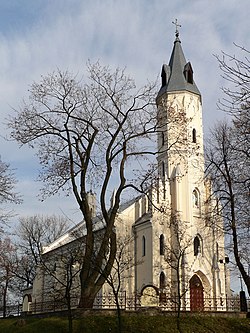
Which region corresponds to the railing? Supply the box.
[0,304,22,318]
[93,291,138,310]
[159,296,244,312]
[30,297,79,314]
[30,292,137,313]
[29,294,250,314]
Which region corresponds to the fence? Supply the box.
[30,292,135,313]
[0,304,22,318]
[159,296,246,312]
[29,293,250,314]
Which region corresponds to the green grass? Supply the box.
[0,315,250,333]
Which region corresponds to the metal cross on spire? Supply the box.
[172,18,181,38]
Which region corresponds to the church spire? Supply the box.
[157,21,201,99]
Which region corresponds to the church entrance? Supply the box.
[189,275,204,311]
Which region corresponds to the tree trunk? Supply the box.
[78,284,101,309]
[78,230,117,309]
[176,264,183,333]
[114,291,122,333]
[176,264,181,318]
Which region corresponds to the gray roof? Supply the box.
[157,36,201,98]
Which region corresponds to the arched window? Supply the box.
[161,132,165,146]
[192,128,197,143]
[142,236,146,257]
[160,272,166,290]
[192,189,199,208]
[194,236,201,256]
[156,178,160,204]
[141,196,146,215]
[161,66,167,87]
[184,62,194,84]
[187,69,193,84]
[160,234,164,255]
[216,242,219,262]
[162,161,165,178]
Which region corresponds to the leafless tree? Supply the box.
[7,62,159,308]
[0,238,17,317]
[215,44,249,122]
[0,157,21,229]
[17,215,71,265]
[206,45,250,295]
[96,233,138,333]
[41,238,83,333]
[7,60,189,308]
[163,215,192,319]
[215,44,249,195]
[13,215,71,290]
[215,45,249,186]
[206,121,250,296]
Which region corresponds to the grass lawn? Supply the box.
[0,315,249,333]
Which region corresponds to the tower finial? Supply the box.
[172,18,181,38]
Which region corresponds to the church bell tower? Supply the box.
[151,21,227,303]
[156,21,204,224]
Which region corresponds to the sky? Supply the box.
[0,0,249,236]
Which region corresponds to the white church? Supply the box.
[25,28,230,313]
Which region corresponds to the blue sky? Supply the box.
[0,1,249,232]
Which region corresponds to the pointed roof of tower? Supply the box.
[157,24,201,98]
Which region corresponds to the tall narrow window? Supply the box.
[159,272,166,303]
[160,234,164,255]
[162,161,165,178]
[194,236,201,256]
[156,178,160,203]
[162,162,166,200]
[184,62,193,84]
[142,236,146,257]
[141,196,146,215]
[192,189,199,208]
[157,178,160,204]
[192,128,197,143]
[160,272,166,290]
[161,67,167,87]
[161,132,165,146]
[216,242,219,262]
[187,69,193,84]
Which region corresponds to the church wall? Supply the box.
[115,203,138,296]
[151,210,173,295]
[134,220,153,293]
[31,265,45,304]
